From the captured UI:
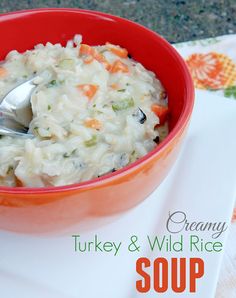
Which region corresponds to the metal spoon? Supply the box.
[0,77,36,138]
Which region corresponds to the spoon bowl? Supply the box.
[0,77,36,137]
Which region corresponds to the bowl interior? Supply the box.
[0,8,190,131]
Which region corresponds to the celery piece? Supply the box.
[112,98,134,111]
[48,80,57,88]
[84,135,97,147]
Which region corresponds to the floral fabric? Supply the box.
[174,36,236,217]
[174,36,236,297]
[175,35,236,99]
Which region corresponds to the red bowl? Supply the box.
[0,8,194,233]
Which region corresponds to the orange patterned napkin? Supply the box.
[175,36,236,216]
[186,52,236,90]
[175,35,236,97]
[174,35,236,297]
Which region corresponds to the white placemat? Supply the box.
[0,90,236,298]
[215,223,236,298]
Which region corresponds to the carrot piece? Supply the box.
[151,104,169,125]
[80,44,111,70]
[80,44,96,56]
[110,83,119,89]
[110,47,128,59]
[95,54,111,71]
[110,60,129,73]
[0,66,7,77]
[84,118,102,130]
[93,51,111,71]
[77,84,99,99]
[106,42,128,58]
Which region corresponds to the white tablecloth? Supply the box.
[0,90,236,298]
